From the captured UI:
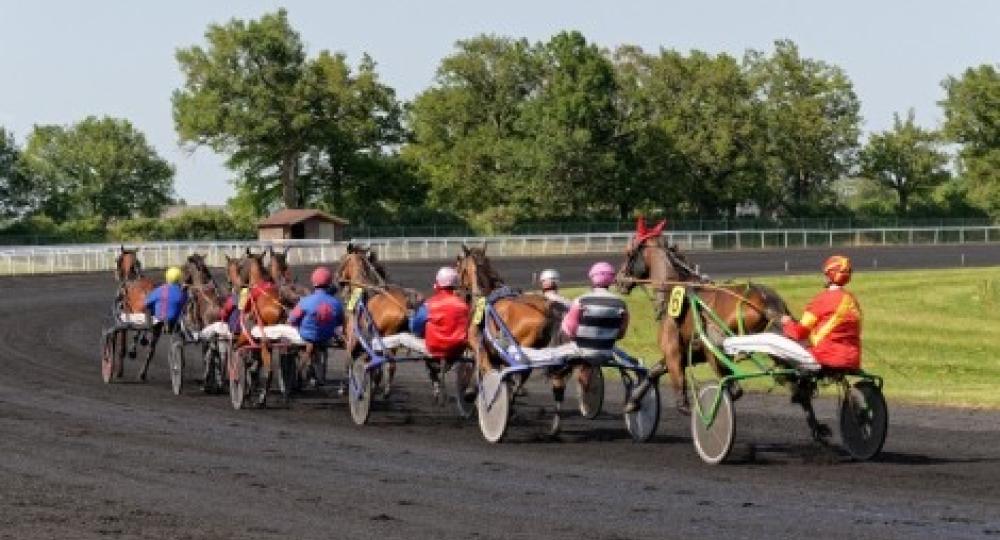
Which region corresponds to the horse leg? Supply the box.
[792,377,830,441]
[426,359,443,405]
[624,321,684,414]
[549,369,567,436]
[256,346,273,407]
[383,360,396,399]
[114,330,127,379]
[138,325,162,382]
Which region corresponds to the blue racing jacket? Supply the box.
[144,283,188,325]
[409,302,428,337]
[289,289,344,343]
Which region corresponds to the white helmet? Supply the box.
[435,267,459,288]
[539,269,560,284]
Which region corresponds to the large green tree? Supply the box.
[0,127,28,218]
[173,9,404,215]
[940,64,1000,218]
[18,116,174,222]
[860,110,950,213]
[745,40,862,214]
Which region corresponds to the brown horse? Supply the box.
[236,249,285,405]
[113,247,159,381]
[616,219,789,414]
[335,243,421,396]
[455,244,583,432]
[267,246,309,308]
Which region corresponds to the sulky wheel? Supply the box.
[839,380,888,461]
[202,345,222,394]
[101,331,119,384]
[690,382,735,465]
[229,348,248,410]
[168,339,185,396]
[624,375,660,442]
[476,368,511,443]
[347,352,373,425]
[577,364,605,420]
[452,360,476,419]
[277,352,298,403]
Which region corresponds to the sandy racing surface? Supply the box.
[2,245,999,539]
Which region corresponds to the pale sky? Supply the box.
[1,1,996,205]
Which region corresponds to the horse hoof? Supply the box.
[382,385,392,400]
[462,388,477,403]
[128,351,137,359]
[728,381,744,401]
[676,401,691,416]
[623,399,640,414]
[812,423,832,440]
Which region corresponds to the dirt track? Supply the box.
[2,247,999,539]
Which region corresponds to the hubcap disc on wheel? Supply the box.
[477,370,510,443]
[577,365,605,420]
[624,377,660,442]
[839,381,888,461]
[348,355,372,425]
[691,383,735,465]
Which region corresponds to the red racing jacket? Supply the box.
[782,286,862,370]
[424,290,470,359]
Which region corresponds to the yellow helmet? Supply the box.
[165,266,183,284]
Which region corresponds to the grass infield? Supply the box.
[563,266,1000,409]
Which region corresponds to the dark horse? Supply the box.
[335,243,421,396]
[617,218,790,414]
[267,246,310,308]
[181,253,223,329]
[455,244,584,433]
[113,247,160,381]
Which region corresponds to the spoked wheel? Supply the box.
[477,368,511,443]
[691,382,735,465]
[101,331,119,384]
[577,364,605,420]
[203,346,223,394]
[347,352,373,425]
[168,339,185,396]
[229,349,248,410]
[452,361,476,419]
[624,374,660,442]
[839,380,888,461]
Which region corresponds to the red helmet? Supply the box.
[311,266,333,288]
[823,255,852,286]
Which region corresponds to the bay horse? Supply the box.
[113,247,159,381]
[455,244,581,433]
[616,218,789,414]
[236,249,285,405]
[267,246,309,308]
[181,253,223,328]
[335,243,421,397]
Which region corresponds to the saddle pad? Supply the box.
[197,321,232,340]
[372,333,429,356]
[119,313,153,326]
[250,325,305,345]
[722,333,819,370]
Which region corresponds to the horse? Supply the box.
[181,253,223,329]
[267,246,309,308]
[236,249,286,405]
[455,244,582,433]
[335,243,422,397]
[113,246,159,381]
[616,219,790,414]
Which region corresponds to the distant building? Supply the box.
[257,209,348,241]
[160,204,228,219]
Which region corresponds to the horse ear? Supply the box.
[245,247,252,256]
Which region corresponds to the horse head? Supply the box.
[267,246,292,282]
[455,243,502,296]
[615,217,682,294]
[183,253,214,286]
[336,244,385,287]
[115,246,142,282]
[224,254,244,291]
[240,249,271,286]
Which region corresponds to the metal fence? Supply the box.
[2,226,998,276]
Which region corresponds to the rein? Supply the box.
[620,277,773,322]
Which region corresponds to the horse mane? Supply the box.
[461,247,503,292]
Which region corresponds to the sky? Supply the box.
[1,0,997,205]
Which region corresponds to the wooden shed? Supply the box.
[257,209,348,241]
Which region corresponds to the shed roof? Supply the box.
[257,209,349,227]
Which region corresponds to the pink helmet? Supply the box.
[588,261,616,287]
[435,267,459,289]
[311,266,333,288]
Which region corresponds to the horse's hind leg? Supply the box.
[383,360,396,399]
[548,369,567,436]
[138,326,162,382]
[793,378,830,441]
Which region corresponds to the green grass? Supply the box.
[564,266,1000,409]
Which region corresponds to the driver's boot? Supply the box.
[624,364,667,413]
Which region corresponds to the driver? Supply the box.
[144,266,188,331]
[288,267,344,386]
[539,269,570,309]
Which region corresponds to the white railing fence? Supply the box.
[1,226,998,276]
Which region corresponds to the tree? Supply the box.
[860,110,950,213]
[19,116,174,222]
[0,127,28,219]
[940,64,1000,218]
[173,9,405,215]
[745,40,861,214]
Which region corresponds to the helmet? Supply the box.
[165,266,183,284]
[539,269,560,285]
[823,255,852,286]
[435,267,459,289]
[311,266,332,288]
[588,261,616,288]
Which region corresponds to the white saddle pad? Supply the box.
[251,325,305,345]
[723,333,820,371]
[508,342,613,366]
[119,313,156,326]
[196,321,232,341]
[372,333,428,356]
